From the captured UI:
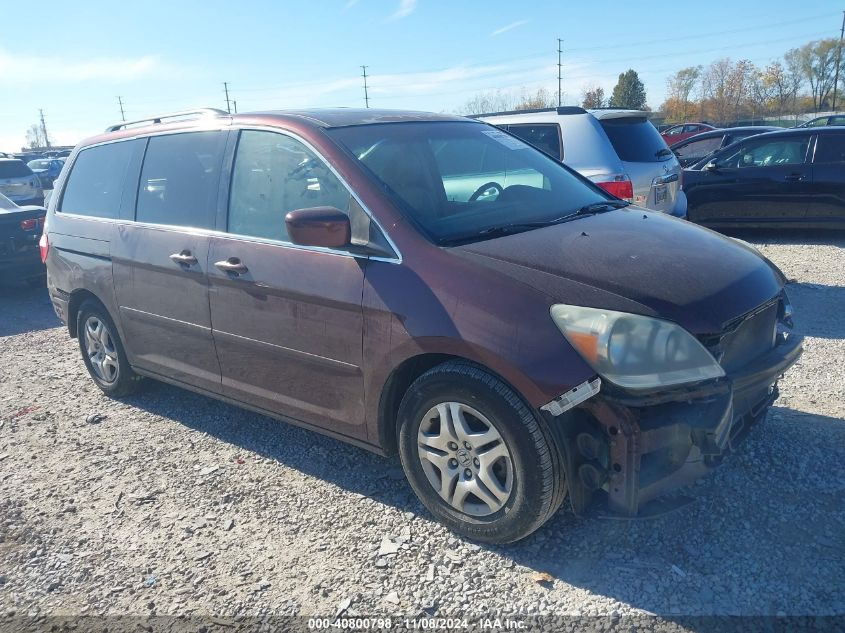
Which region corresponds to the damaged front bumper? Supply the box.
[545,333,803,517]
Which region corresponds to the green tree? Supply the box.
[609,69,647,109]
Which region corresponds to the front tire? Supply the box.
[397,361,566,544]
[77,300,142,397]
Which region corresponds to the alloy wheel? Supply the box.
[417,402,514,517]
[83,315,119,384]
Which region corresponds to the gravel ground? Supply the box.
[0,230,843,627]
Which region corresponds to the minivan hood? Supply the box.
[454,208,782,334]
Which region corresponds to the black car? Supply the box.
[683,127,845,228]
[670,126,781,167]
[796,114,845,128]
[0,192,46,285]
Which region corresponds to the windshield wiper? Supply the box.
[573,200,630,216]
[655,148,673,158]
[441,201,629,245]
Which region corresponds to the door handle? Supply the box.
[784,173,805,182]
[214,257,248,275]
[169,251,198,266]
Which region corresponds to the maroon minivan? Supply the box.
[42,108,802,543]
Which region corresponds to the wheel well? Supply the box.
[377,353,458,456]
[66,289,103,338]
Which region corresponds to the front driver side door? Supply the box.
[207,129,368,439]
[687,134,812,225]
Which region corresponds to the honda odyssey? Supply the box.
[43,108,801,543]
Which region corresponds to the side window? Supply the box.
[814,134,845,164]
[59,141,137,218]
[505,124,562,159]
[228,130,350,242]
[136,131,225,229]
[675,136,721,161]
[682,124,700,133]
[664,125,683,136]
[722,137,810,168]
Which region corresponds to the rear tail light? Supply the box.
[39,232,49,263]
[20,216,45,231]
[596,175,634,201]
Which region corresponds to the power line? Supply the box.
[361,65,370,108]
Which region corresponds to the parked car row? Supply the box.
[37,107,802,543]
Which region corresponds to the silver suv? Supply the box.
[478,107,685,216]
[0,159,44,207]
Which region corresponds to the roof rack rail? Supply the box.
[467,106,587,119]
[104,108,229,132]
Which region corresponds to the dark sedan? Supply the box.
[670,126,781,167]
[0,192,46,285]
[683,127,845,228]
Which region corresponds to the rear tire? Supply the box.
[397,360,566,544]
[77,300,143,397]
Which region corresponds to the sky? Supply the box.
[1,0,840,151]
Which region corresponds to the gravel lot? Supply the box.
[0,230,843,626]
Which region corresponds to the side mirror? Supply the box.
[285,206,351,249]
[703,160,718,172]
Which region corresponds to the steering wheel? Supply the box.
[469,181,504,202]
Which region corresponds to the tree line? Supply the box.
[461,37,843,124]
[661,39,842,124]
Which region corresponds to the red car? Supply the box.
[661,122,717,145]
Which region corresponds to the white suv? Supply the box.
[478,107,686,216]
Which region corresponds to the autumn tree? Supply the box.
[25,124,47,150]
[700,58,753,123]
[609,70,647,109]
[664,66,701,121]
[796,38,842,110]
[462,87,558,115]
[516,87,557,109]
[581,85,605,109]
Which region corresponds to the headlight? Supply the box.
[550,304,725,391]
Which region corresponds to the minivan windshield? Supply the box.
[327,121,615,245]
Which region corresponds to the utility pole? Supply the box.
[557,38,563,107]
[117,96,126,122]
[361,65,370,109]
[233,100,238,114]
[223,82,232,114]
[39,109,51,149]
[832,10,845,112]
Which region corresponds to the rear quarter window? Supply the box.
[59,141,137,218]
[504,124,562,160]
[599,117,670,163]
[813,134,845,164]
